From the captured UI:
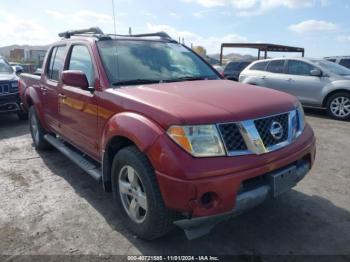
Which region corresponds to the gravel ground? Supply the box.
[0,109,350,258]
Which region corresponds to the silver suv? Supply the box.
[239,58,350,120]
[325,56,350,69]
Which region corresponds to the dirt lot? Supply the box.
[0,109,350,257]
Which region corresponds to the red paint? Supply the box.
[19,36,316,217]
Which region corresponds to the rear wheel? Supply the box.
[111,146,176,240]
[326,93,350,120]
[17,111,28,120]
[29,107,51,150]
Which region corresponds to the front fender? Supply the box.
[101,112,164,154]
[100,112,165,191]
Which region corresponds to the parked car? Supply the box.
[324,56,350,69]
[239,58,350,120]
[19,28,316,240]
[223,60,254,81]
[0,57,27,120]
[213,64,224,75]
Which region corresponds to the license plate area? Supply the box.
[268,165,299,198]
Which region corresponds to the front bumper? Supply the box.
[148,124,315,216]
[174,160,310,239]
[0,92,21,113]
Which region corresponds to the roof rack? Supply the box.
[58,27,104,39]
[108,32,175,41]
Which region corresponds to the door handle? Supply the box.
[58,93,67,99]
[260,76,266,80]
[286,78,293,81]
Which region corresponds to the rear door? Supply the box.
[285,60,326,105]
[262,60,289,91]
[59,44,99,159]
[41,45,67,133]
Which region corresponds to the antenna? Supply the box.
[112,0,117,35]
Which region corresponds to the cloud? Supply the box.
[146,23,247,53]
[337,35,350,42]
[46,10,114,24]
[289,20,338,34]
[0,11,55,46]
[183,0,327,16]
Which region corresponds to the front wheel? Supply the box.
[111,146,176,240]
[326,93,350,120]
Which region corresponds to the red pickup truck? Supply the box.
[19,28,316,240]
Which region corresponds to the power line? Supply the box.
[112,0,117,35]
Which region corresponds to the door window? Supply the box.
[287,60,315,76]
[267,60,285,74]
[68,45,95,86]
[339,59,350,69]
[250,61,268,71]
[47,46,66,81]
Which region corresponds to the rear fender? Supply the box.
[25,86,49,130]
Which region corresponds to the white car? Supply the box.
[239,58,350,120]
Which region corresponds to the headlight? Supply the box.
[11,82,18,88]
[167,125,226,157]
[296,102,306,137]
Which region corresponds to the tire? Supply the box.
[326,92,350,121]
[29,107,51,150]
[111,146,176,240]
[17,111,28,120]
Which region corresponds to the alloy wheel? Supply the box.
[118,165,148,223]
[30,114,40,144]
[330,96,350,118]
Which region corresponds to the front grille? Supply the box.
[254,113,289,147]
[0,93,20,104]
[0,81,18,95]
[218,111,296,156]
[0,83,10,94]
[218,123,247,151]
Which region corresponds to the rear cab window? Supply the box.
[47,45,67,81]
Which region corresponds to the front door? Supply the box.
[59,44,99,159]
[285,60,327,105]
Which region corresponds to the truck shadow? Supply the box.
[0,114,28,139]
[38,150,350,255]
[304,107,330,120]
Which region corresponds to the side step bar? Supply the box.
[44,134,102,182]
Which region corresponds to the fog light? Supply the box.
[200,192,219,208]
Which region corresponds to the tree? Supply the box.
[192,46,207,58]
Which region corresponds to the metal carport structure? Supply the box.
[220,43,305,65]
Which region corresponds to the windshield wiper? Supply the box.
[164,76,210,83]
[112,79,161,86]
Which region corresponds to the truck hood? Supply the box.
[107,80,297,128]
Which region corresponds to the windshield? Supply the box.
[97,40,219,85]
[313,60,350,76]
[0,58,14,74]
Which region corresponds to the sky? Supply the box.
[0,0,349,57]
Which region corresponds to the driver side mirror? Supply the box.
[310,69,322,77]
[62,70,90,90]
